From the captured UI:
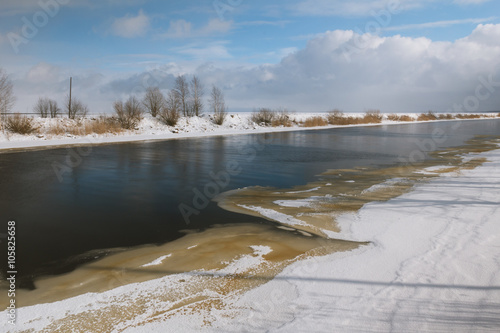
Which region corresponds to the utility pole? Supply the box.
[69,77,72,118]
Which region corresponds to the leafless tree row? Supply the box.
[1,67,228,132]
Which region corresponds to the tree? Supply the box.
[159,90,181,126]
[34,97,50,118]
[190,75,204,117]
[114,96,143,129]
[0,68,16,129]
[174,75,190,117]
[49,99,60,118]
[65,95,88,119]
[142,87,165,117]
[210,85,227,125]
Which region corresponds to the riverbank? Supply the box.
[211,141,500,332]
[1,112,498,152]
[2,134,499,332]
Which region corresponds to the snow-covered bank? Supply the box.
[1,112,497,152]
[205,145,500,332]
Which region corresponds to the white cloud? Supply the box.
[110,9,150,38]
[385,17,496,31]
[159,19,233,39]
[203,24,500,112]
[454,0,491,4]
[8,24,500,114]
[290,0,428,17]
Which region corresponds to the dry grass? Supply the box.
[4,114,39,134]
[327,110,384,125]
[387,114,415,122]
[417,111,438,121]
[327,110,358,125]
[362,110,383,123]
[455,113,482,119]
[46,117,123,136]
[271,109,293,127]
[437,113,454,120]
[303,116,328,127]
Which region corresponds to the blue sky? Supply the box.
[1,0,499,113]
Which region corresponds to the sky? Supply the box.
[0,0,500,114]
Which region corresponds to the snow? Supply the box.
[361,177,409,194]
[273,198,314,208]
[274,195,334,208]
[141,254,172,267]
[284,187,322,194]
[238,204,310,227]
[1,112,495,152]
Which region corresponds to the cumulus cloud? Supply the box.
[9,24,500,114]
[110,9,150,38]
[209,23,500,112]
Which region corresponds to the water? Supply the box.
[1,120,499,288]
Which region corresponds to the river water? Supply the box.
[1,120,499,289]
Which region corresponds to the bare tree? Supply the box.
[114,96,143,129]
[49,99,60,118]
[0,68,16,129]
[142,87,165,117]
[34,97,50,118]
[65,95,88,119]
[159,90,181,126]
[174,75,191,117]
[190,75,204,117]
[210,85,227,125]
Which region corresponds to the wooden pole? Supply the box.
[69,77,72,118]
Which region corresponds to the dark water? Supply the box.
[1,120,499,287]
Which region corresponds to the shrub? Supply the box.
[251,108,275,126]
[210,85,227,125]
[159,107,180,126]
[114,96,143,129]
[271,109,292,127]
[417,111,437,121]
[303,116,328,127]
[34,97,50,118]
[5,114,38,134]
[142,87,165,118]
[159,90,181,126]
[66,96,89,119]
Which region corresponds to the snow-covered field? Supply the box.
[3,140,500,331]
[1,112,496,151]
